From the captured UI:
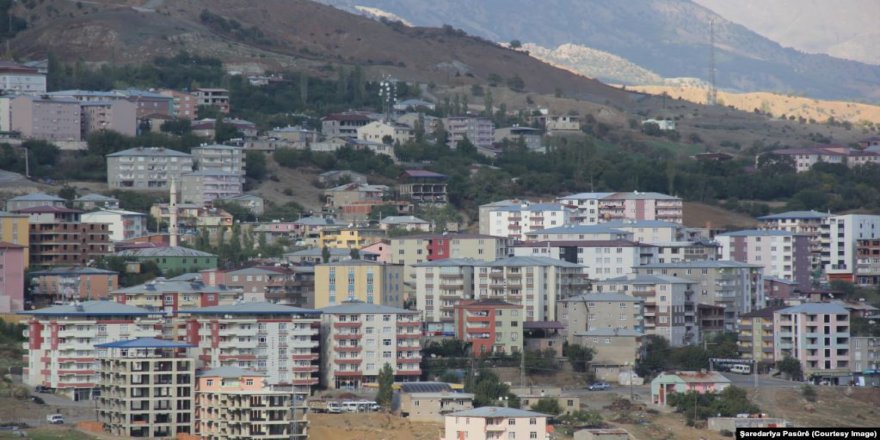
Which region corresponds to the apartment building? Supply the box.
[851,337,880,376]
[442,116,495,149]
[472,256,589,322]
[413,258,478,326]
[557,293,643,343]
[321,112,374,137]
[0,242,25,312]
[398,169,448,205]
[29,266,119,306]
[175,302,321,392]
[454,299,523,356]
[486,202,575,241]
[654,240,720,263]
[159,89,198,119]
[0,211,29,264]
[6,192,66,212]
[494,126,544,152]
[179,170,244,206]
[113,278,240,315]
[602,220,685,243]
[120,88,174,118]
[556,192,683,225]
[523,224,633,242]
[196,367,308,440]
[115,246,218,274]
[556,192,613,225]
[10,96,81,141]
[194,88,230,113]
[191,144,245,181]
[357,120,414,145]
[80,209,148,242]
[319,301,421,389]
[17,206,111,268]
[856,238,880,286]
[0,61,46,95]
[380,215,431,232]
[323,183,389,219]
[513,239,656,281]
[758,210,830,272]
[717,229,811,290]
[596,274,697,347]
[313,260,405,308]
[106,147,194,190]
[390,233,511,282]
[73,193,120,211]
[80,100,137,137]
[318,227,385,250]
[204,266,297,302]
[774,303,851,380]
[737,305,787,364]
[636,260,766,332]
[96,338,195,438]
[441,407,548,440]
[824,214,880,283]
[22,301,163,401]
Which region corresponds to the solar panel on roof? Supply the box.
[400,382,452,393]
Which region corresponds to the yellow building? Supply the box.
[319,227,385,250]
[313,260,404,308]
[0,212,29,265]
[737,305,785,363]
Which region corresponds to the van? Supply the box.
[731,364,751,374]
[46,414,64,424]
[327,402,342,414]
[341,401,360,412]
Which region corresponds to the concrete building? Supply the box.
[321,112,374,138]
[523,225,632,242]
[319,301,421,389]
[17,206,111,268]
[80,209,148,242]
[80,100,137,137]
[117,88,174,119]
[10,96,81,141]
[175,302,321,391]
[487,202,575,241]
[112,277,240,315]
[737,305,787,364]
[5,192,66,212]
[495,126,544,152]
[72,193,120,211]
[284,247,351,265]
[513,239,655,281]
[413,258,479,326]
[442,116,495,149]
[196,366,308,440]
[0,242,25,312]
[602,220,685,243]
[313,260,405,308]
[106,147,194,191]
[556,192,613,225]
[557,192,683,225]
[597,274,697,347]
[22,301,163,401]
[441,407,548,440]
[758,210,831,272]
[472,256,589,322]
[191,144,245,181]
[356,120,413,145]
[851,337,880,377]
[398,169,448,205]
[0,61,46,95]
[574,328,642,383]
[158,89,198,119]
[379,215,431,232]
[318,227,385,250]
[400,388,474,422]
[194,88,230,114]
[557,293,644,343]
[774,303,851,380]
[96,338,195,438]
[0,211,29,264]
[454,299,523,356]
[115,246,218,274]
[651,371,731,406]
[653,240,720,264]
[390,233,511,279]
[717,230,811,291]
[824,214,880,283]
[323,183,388,218]
[513,386,582,415]
[179,170,243,206]
[28,266,118,306]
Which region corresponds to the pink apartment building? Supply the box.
[0,242,25,312]
[10,96,81,142]
[441,407,549,440]
[774,303,851,380]
[80,100,137,137]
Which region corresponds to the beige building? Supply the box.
[106,147,194,191]
[319,301,421,389]
[11,96,81,141]
[737,305,786,364]
[180,170,243,206]
[313,260,405,308]
[574,328,643,382]
[191,144,245,181]
[196,366,307,440]
[441,407,549,440]
[454,299,523,356]
[413,259,478,325]
[513,386,582,415]
[194,88,230,113]
[558,293,644,343]
[399,382,474,422]
[80,100,137,137]
[96,338,195,438]
[357,120,413,145]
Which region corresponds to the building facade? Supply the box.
[557,293,643,343]
[454,299,523,356]
[106,147,194,190]
[737,306,787,364]
[313,260,405,308]
[112,278,240,315]
[442,117,495,149]
[179,170,244,206]
[717,230,811,291]
[487,202,575,241]
[80,209,148,242]
[0,242,25,312]
[28,267,118,307]
[774,303,851,380]
[10,96,81,141]
[413,259,478,326]
[19,206,111,268]
[191,144,246,181]
[441,407,548,440]
[824,214,880,283]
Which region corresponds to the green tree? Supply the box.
[375,363,394,409]
[777,356,804,381]
[245,151,267,181]
[321,246,331,263]
[524,349,557,375]
[636,335,671,378]
[509,40,522,49]
[465,368,519,408]
[350,247,360,260]
[562,343,594,373]
[530,397,562,415]
[57,186,78,207]
[801,384,817,402]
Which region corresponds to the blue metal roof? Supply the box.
[95,337,193,349]
[757,210,831,221]
[180,301,321,315]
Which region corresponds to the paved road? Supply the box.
[719,372,804,389]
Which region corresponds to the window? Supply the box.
[206,379,213,386]
[530,433,537,439]
[383,339,392,346]
[508,433,516,440]
[245,379,253,385]
[383,315,391,321]
[529,418,536,425]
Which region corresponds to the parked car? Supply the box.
[34,385,52,394]
[46,414,64,424]
[587,382,611,391]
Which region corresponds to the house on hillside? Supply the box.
[650,371,731,406]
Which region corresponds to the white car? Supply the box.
[46,414,64,424]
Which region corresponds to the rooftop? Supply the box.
[719,229,798,237]
[21,300,156,317]
[9,192,64,202]
[285,247,350,258]
[192,144,244,151]
[113,279,235,295]
[181,301,320,316]
[479,256,584,268]
[757,210,831,221]
[656,371,731,384]
[13,205,82,214]
[401,169,448,179]
[638,260,760,269]
[740,305,790,319]
[412,258,483,268]
[320,300,415,315]
[560,293,644,303]
[604,191,680,201]
[116,246,216,258]
[29,266,117,276]
[493,203,567,213]
[603,219,683,228]
[526,225,629,236]
[380,215,429,225]
[558,192,614,200]
[95,337,192,349]
[106,147,191,158]
[777,303,850,315]
[74,193,118,202]
[399,382,452,394]
[448,406,549,418]
[516,239,644,248]
[603,274,694,285]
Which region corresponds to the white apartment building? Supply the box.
[487,202,575,241]
[173,302,322,391]
[758,210,831,271]
[412,258,479,325]
[319,301,421,389]
[472,256,589,322]
[441,407,549,440]
[191,144,246,181]
[603,220,685,243]
[523,224,633,242]
[442,116,495,149]
[556,192,613,224]
[716,229,812,291]
[597,274,697,347]
[81,209,148,241]
[106,147,194,190]
[653,240,720,264]
[512,239,656,281]
[556,191,683,224]
[823,214,880,283]
[0,61,46,95]
[179,170,244,206]
[22,301,163,401]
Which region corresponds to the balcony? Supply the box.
[333,333,363,340]
[397,333,420,339]
[333,322,363,329]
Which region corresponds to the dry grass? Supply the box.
[683,202,758,229]
[309,413,441,440]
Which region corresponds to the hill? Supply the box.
[320,0,880,101]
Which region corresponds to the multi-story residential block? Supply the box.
[29,266,119,306]
[194,88,230,113]
[653,240,720,263]
[596,274,697,347]
[478,200,522,235]
[602,220,685,243]
[523,224,633,242]
[96,338,195,438]
[557,192,683,224]
[454,299,523,356]
[574,328,643,382]
[319,301,421,389]
[284,247,352,265]
[850,337,880,376]
[159,89,198,119]
[391,232,511,268]
[174,302,321,391]
[379,215,431,232]
[318,227,385,250]
[321,112,374,138]
[737,305,787,364]
[112,277,240,314]
[179,170,244,206]
[771,146,880,173]
[758,210,830,272]
[16,206,111,267]
[5,192,66,212]
[486,202,575,241]
[556,192,613,225]
[513,239,655,280]
[440,407,548,440]
[855,238,880,286]
[115,246,218,274]
[313,260,405,308]
[203,266,303,303]
[357,120,413,145]
[472,256,589,322]
[80,209,148,242]
[442,116,495,149]
[557,293,644,343]
[0,61,46,95]
[0,242,25,312]
[0,210,30,263]
[823,214,880,283]
[636,260,765,332]
[22,301,163,401]
[398,169,448,205]
[72,193,120,211]
[717,229,811,290]
[80,100,137,137]
[191,144,245,181]
[106,147,194,190]
[774,303,851,380]
[10,96,81,141]
[413,258,478,325]
[764,276,800,302]
[118,88,174,118]
[323,183,389,216]
[196,366,308,440]
[494,126,544,152]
